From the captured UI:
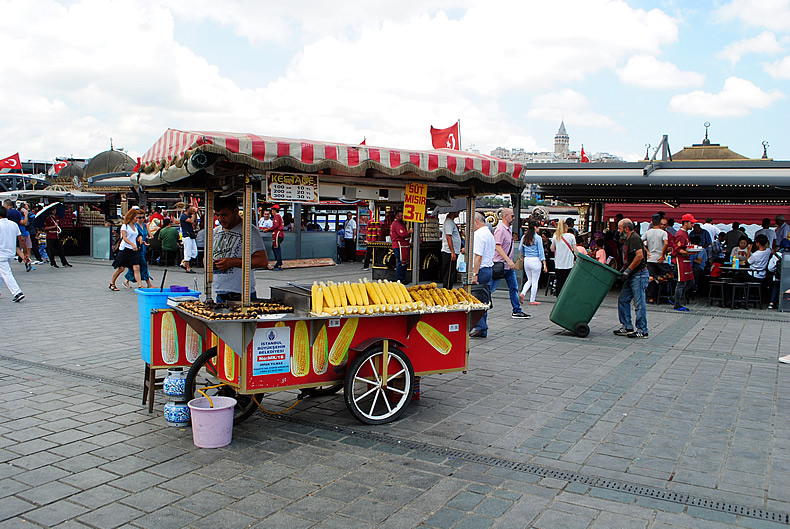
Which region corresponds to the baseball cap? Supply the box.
[681,213,697,223]
[270,204,280,210]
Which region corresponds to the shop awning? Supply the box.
[528,160,790,205]
[133,129,525,194]
[0,189,106,203]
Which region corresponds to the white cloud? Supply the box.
[765,55,790,78]
[715,0,790,32]
[668,77,784,117]
[0,0,681,159]
[717,31,783,65]
[617,55,705,89]
[527,90,617,128]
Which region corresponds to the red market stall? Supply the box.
[134,129,524,424]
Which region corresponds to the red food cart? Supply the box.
[135,129,524,424]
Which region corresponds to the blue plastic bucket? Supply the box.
[136,288,200,363]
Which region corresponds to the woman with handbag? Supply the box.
[519,222,548,305]
[123,210,154,289]
[109,209,143,291]
[550,219,576,296]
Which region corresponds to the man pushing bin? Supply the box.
[614,218,649,339]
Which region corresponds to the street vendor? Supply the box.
[671,213,696,312]
[211,196,269,302]
[390,209,412,282]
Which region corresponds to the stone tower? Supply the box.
[554,121,569,159]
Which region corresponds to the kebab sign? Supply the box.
[403,182,427,223]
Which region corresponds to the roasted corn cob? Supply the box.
[291,320,310,377]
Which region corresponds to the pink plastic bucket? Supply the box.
[187,396,236,448]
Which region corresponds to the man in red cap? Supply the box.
[671,213,697,311]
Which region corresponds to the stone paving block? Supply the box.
[474,497,513,517]
[339,498,402,524]
[76,503,143,529]
[119,487,183,512]
[283,495,345,521]
[532,509,592,529]
[252,511,314,529]
[174,489,237,516]
[311,513,378,529]
[132,506,200,529]
[110,470,168,492]
[24,500,89,527]
[10,450,65,470]
[634,495,685,513]
[0,495,36,522]
[60,467,118,490]
[313,480,372,503]
[422,507,465,529]
[16,479,82,506]
[262,477,319,500]
[228,492,290,518]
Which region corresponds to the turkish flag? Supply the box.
[0,153,22,170]
[53,161,68,173]
[430,123,460,150]
[580,146,590,163]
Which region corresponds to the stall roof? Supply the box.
[133,129,525,194]
[527,160,790,205]
[0,189,106,203]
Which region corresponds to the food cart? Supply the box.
[134,129,524,425]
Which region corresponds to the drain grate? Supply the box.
[264,413,790,525]
[0,354,139,391]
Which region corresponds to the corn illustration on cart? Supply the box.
[135,130,525,425]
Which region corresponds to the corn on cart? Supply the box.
[135,129,525,425]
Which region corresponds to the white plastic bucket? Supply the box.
[187,396,236,448]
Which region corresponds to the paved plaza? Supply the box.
[1,257,789,529]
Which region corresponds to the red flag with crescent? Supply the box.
[430,123,460,150]
[53,161,68,173]
[580,146,590,163]
[0,153,22,170]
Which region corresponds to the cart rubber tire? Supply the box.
[574,322,590,338]
[185,347,260,425]
[303,384,343,398]
[344,345,414,425]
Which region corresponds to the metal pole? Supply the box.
[294,202,302,259]
[241,173,252,311]
[204,189,214,301]
[466,190,475,288]
[411,220,420,285]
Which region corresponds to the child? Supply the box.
[730,236,749,265]
[594,239,608,264]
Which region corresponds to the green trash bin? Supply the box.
[550,252,622,337]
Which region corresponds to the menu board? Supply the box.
[265,172,319,204]
[403,182,427,223]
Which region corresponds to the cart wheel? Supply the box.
[344,346,414,425]
[185,347,260,425]
[574,323,590,338]
[303,384,343,398]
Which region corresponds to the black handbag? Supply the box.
[491,261,505,279]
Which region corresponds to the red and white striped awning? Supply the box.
[134,129,524,192]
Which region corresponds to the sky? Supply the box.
[1,0,789,165]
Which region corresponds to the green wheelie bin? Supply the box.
[549,252,622,337]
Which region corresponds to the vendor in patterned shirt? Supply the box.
[211,195,268,302]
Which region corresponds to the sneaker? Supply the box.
[512,311,531,319]
[673,306,690,312]
[12,293,25,303]
[32,260,43,265]
[779,354,790,364]
[628,331,648,339]
[529,301,541,305]
[25,262,31,272]
[469,329,487,338]
[613,327,634,336]
[362,267,370,271]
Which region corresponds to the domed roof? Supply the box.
[84,149,136,178]
[57,164,84,179]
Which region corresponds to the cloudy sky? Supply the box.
[1,0,788,164]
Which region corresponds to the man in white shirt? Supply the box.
[642,215,669,303]
[774,215,789,250]
[755,218,776,250]
[343,212,357,263]
[212,196,269,302]
[0,206,26,302]
[258,210,273,232]
[440,209,462,289]
[470,212,495,338]
[701,218,721,242]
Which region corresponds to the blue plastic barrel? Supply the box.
[136,288,200,363]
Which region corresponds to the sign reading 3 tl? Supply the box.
[404,182,427,223]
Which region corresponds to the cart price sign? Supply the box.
[403,182,427,223]
[265,172,319,204]
[251,326,291,376]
